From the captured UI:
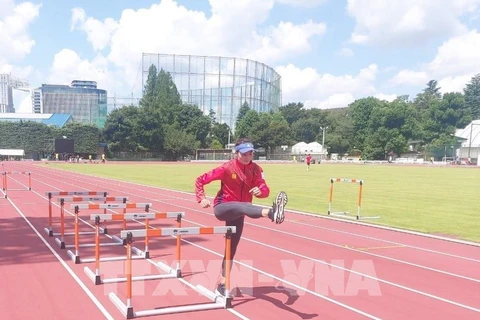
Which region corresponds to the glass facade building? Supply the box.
[142,53,282,128]
[35,80,107,128]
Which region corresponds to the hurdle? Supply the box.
[0,173,5,198]
[1,171,31,198]
[110,226,235,318]
[44,191,109,237]
[84,211,185,285]
[53,195,129,246]
[66,203,152,264]
[327,178,380,220]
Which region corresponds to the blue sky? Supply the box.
[1,0,480,112]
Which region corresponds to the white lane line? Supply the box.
[6,195,115,320]
[28,168,379,319]
[31,168,480,314]
[23,177,251,320]
[40,167,480,261]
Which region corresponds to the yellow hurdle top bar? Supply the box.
[90,212,184,221]
[46,191,108,196]
[330,178,364,184]
[121,226,236,238]
[57,196,128,202]
[71,203,151,209]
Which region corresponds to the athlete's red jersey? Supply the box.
[195,159,270,206]
[306,155,312,164]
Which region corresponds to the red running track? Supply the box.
[0,162,479,320]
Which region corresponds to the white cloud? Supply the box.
[428,30,480,78]
[389,30,480,93]
[249,20,326,62]
[276,63,379,109]
[389,70,428,87]
[275,0,327,7]
[17,92,32,113]
[337,47,354,57]
[346,0,480,46]
[70,8,118,51]
[62,0,325,98]
[304,93,356,109]
[47,49,124,93]
[374,93,397,102]
[437,75,473,93]
[0,0,41,65]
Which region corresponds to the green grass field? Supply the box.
[42,161,480,243]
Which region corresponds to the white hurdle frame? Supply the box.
[1,171,32,198]
[44,191,109,237]
[84,211,185,285]
[53,195,129,243]
[327,178,380,220]
[65,203,152,264]
[110,226,236,319]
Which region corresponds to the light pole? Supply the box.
[320,126,328,159]
[467,122,480,159]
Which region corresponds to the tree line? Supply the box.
[1,65,479,160]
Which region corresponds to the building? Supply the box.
[33,80,107,127]
[0,113,73,127]
[0,74,29,113]
[141,53,282,129]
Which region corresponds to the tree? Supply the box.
[250,112,291,154]
[154,69,182,124]
[324,108,353,154]
[349,97,386,150]
[163,125,199,160]
[421,92,470,143]
[210,122,231,148]
[235,102,250,131]
[415,80,442,110]
[424,80,441,98]
[103,106,141,152]
[278,102,305,126]
[235,109,259,138]
[61,122,102,154]
[464,73,480,119]
[140,64,158,108]
[290,118,319,143]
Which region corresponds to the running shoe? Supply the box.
[271,191,287,224]
[215,283,233,298]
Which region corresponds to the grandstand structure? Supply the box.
[0,113,72,127]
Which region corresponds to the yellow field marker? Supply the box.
[356,245,406,251]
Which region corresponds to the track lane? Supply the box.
[4,164,480,318]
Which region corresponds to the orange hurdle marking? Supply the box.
[44,191,109,237]
[327,178,379,220]
[84,212,185,284]
[111,226,236,318]
[56,196,127,235]
[58,196,128,202]
[1,171,31,198]
[65,203,151,263]
[72,203,151,210]
[1,173,6,198]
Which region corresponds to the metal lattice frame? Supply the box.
[141,53,282,129]
[0,74,29,113]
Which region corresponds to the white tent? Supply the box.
[291,142,308,154]
[455,120,480,161]
[291,142,325,154]
[0,149,25,156]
